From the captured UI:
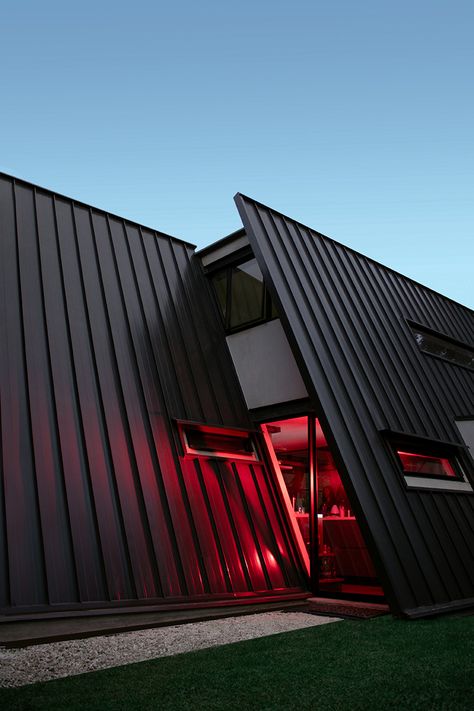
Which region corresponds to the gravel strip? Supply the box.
[0,611,339,688]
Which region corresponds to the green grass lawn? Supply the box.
[1,615,473,711]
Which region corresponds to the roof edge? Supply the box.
[196,227,246,257]
[234,192,474,315]
[0,170,196,250]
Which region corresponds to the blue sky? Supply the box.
[1,1,473,307]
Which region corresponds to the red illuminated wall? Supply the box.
[0,174,306,617]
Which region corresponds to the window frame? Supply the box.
[381,429,474,493]
[407,320,474,373]
[209,257,278,334]
[394,448,463,483]
[177,420,260,462]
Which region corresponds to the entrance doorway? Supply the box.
[262,415,383,600]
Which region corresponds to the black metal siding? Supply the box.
[236,193,474,616]
[0,175,306,616]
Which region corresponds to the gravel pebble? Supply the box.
[0,611,339,688]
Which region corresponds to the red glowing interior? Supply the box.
[264,416,383,599]
[179,422,259,462]
[397,450,456,478]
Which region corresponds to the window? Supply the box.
[262,416,383,596]
[396,449,457,479]
[409,323,474,371]
[229,260,265,328]
[383,430,473,491]
[210,258,278,332]
[178,422,259,461]
[211,269,228,322]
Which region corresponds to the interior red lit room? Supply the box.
[263,416,383,600]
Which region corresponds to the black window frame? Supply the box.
[395,447,462,482]
[381,430,470,486]
[209,257,278,334]
[177,420,260,462]
[407,320,474,372]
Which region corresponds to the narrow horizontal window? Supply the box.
[179,422,259,461]
[409,324,474,371]
[381,429,473,491]
[396,450,456,478]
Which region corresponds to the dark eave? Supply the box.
[196,227,247,257]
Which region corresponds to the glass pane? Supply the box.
[263,416,383,598]
[266,417,310,550]
[315,419,382,597]
[269,294,279,319]
[229,259,265,329]
[184,425,258,460]
[211,270,228,322]
[411,327,474,370]
[397,450,456,478]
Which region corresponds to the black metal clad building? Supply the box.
[1,171,473,621]
[0,174,306,617]
[236,194,474,617]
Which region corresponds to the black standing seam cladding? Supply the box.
[235,193,474,616]
[2,170,472,619]
[0,174,307,617]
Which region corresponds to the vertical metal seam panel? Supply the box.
[266,207,438,605]
[66,199,132,600]
[12,180,49,605]
[124,226,196,596]
[50,193,108,602]
[168,241,224,424]
[117,222,189,597]
[247,200,422,607]
[0,174,307,615]
[77,205,139,600]
[153,235,206,422]
[33,187,80,603]
[193,458,233,592]
[102,214,166,598]
[248,464,291,587]
[236,193,474,614]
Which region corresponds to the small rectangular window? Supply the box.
[179,422,259,461]
[409,323,474,371]
[382,429,473,491]
[396,450,457,479]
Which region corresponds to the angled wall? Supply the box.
[236,193,474,616]
[0,175,306,617]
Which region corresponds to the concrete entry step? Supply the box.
[307,597,390,619]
